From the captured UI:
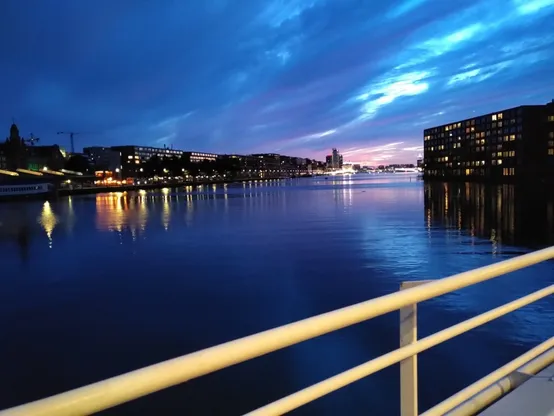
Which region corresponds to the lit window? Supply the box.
[498,159,503,165]
[549,149,554,156]
[492,114,497,121]
[548,116,554,122]
[498,113,503,120]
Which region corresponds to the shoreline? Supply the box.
[57,177,296,197]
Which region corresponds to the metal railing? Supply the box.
[2,247,554,416]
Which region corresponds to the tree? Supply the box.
[215,157,240,176]
[143,155,163,177]
[65,154,90,173]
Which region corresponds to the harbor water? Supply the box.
[0,175,553,415]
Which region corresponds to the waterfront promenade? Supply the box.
[57,176,292,197]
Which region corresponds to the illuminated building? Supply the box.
[184,151,218,163]
[111,145,221,177]
[332,148,339,168]
[111,145,184,177]
[424,101,554,182]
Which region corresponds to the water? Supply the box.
[0,175,553,415]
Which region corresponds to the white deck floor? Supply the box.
[480,363,554,415]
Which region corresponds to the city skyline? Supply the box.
[1,1,553,165]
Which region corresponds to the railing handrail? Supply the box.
[2,246,554,416]
[246,286,554,416]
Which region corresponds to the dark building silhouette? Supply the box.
[0,123,27,170]
[0,123,65,172]
[27,145,65,171]
[84,147,122,172]
[424,101,554,182]
[0,145,6,170]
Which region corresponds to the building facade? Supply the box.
[27,145,66,171]
[0,147,6,170]
[184,151,218,163]
[111,145,221,177]
[325,149,343,170]
[111,145,185,177]
[84,147,122,172]
[424,102,554,182]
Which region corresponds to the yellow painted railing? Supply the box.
[2,247,554,416]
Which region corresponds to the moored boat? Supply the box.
[0,182,54,201]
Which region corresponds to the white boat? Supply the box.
[394,168,419,173]
[0,183,54,201]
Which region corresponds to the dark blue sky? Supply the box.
[1,0,553,164]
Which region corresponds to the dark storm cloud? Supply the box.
[1,0,553,164]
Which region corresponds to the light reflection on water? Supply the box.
[38,201,57,248]
[0,175,553,415]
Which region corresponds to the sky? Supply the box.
[1,0,554,165]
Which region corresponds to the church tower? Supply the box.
[4,122,27,169]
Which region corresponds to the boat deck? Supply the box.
[480,363,554,415]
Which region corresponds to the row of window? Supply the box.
[431,159,506,167]
[426,117,523,135]
[0,185,43,193]
[426,168,488,176]
[425,110,524,135]
[135,147,183,155]
[425,128,521,142]
[426,167,516,177]
[426,142,514,152]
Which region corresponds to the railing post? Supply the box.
[400,280,431,416]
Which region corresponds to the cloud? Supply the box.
[387,0,431,18]
[0,0,553,163]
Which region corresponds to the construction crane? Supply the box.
[22,133,39,146]
[57,131,79,154]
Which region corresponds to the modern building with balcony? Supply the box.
[424,101,554,182]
